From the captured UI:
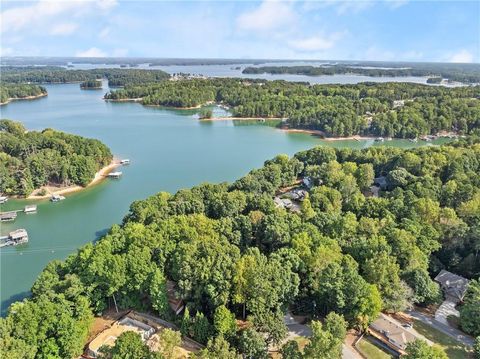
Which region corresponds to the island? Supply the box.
[104,78,480,139]
[80,79,102,89]
[0,84,47,105]
[1,139,479,358]
[0,120,113,197]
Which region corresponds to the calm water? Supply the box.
[0,82,450,314]
[70,61,433,85]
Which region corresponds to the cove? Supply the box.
[0,82,451,315]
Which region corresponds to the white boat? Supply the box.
[120,159,130,165]
[108,171,123,178]
[24,205,37,213]
[51,194,66,202]
[0,196,8,204]
[375,137,384,142]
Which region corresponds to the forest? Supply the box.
[105,78,480,138]
[242,64,480,84]
[0,67,170,87]
[80,80,103,89]
[0,84,47,104]
[1,138,479,358]
[0,120,112,196]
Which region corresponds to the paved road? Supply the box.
[407,310,475,347]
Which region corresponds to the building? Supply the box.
[368,314,427,355]
[434,269,470,303]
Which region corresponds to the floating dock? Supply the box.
[0,229,29,248]
[108,171,123,178]
[24,205,37,213]
[0,211,18,222]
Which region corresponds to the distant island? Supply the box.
[0,84,47,105]
[80,79,102,89]
[0,120,113,197]
[104,78,480,139]
[242,63,480,84]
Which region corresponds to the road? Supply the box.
[407,310,475,347]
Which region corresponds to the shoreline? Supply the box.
[0,93,48,106]
[105,98,215,110]
[26,160,121,200]
[200,116,285,122]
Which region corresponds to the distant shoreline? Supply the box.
[26,160,121,200]
[0,93,47,106]
[200,116,285,122]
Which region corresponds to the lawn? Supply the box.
[412,320,473,359]
[356,336,394,359]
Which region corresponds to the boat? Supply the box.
[120,159,130,165]
[24,205,37,214]
[51,194,66,202]
[375,137,384,142]
[0,211,17,222]
[409,138,418,143]
[0,196,8,204]
[108,171,123,178]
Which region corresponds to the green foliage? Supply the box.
[404,339,448,359]
[106,78,480,138]
[303,312,347,359]
[0,84,46,103]
[0,120,112,196]
[474,336,480,359]
[459,279,480,336]
[157,328,181,359]
[98,331,155,359]
[193,335,241,359]
[238,328,268,359]
[213,305,237,338]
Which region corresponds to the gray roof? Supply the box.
[434,269,469,301]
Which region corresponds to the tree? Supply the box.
[460,279,480,336]
[303,313,347,359]
[404,340,448,359]
[474,336,480,359]
[238,328,268,359]
[99,331,153,359]
[280,340,302,359]
[193,335,240,359]
[213,305,237,338]
[149,268,170,317]
[192,312,213,345]
[158,328,181,359]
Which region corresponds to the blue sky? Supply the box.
[1,0,479,62]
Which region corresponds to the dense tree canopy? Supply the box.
[0,84,47,104]
[106,78,480,138]
[0,120,112,196]
[1,139,480,358]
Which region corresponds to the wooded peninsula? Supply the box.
[1,138,479,358]
[105,78,480,139]
[242,64,480,84]
[0,120,112,196]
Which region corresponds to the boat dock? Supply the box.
[0,205,38,222]
[0,229,29,248]
[108,171,123,178]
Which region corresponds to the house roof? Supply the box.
[166,280,185,315]
[369,314,418,350]
[434,269,469,301]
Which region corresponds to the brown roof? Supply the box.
[369,314,418,351]
[166,280,185,315]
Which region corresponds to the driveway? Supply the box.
[435,299,459,325]
[407,310,475,347]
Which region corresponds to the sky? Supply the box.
[0,0,479,63]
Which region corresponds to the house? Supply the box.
[166,280,185,315]
[302,176,313,189]
[434,269,470,303]
[368,314,426,355]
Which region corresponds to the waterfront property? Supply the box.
[0,196,8,204]
[24,205,37,214]
[108,171,123,178]
[50,194,66,202]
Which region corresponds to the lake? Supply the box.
[0,82,450,315]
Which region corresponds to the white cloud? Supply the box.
[1,0,117,34]
[289,31,346,52]
[99,27,111,39]
[236,1,296,32]
[0,47,14,56]
[50,23,78,36]
[75,47,107,57]
[449,49,474,63]
[388,0,409,9]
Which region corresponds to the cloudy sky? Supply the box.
[1,0,478,62]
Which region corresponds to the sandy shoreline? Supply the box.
[0,93,48,106]
[26,161,121,200]
[279,128,381,141]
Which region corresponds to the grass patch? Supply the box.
[412,320,472,359]
[357,336,393,359]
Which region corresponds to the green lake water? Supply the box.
[0,82,451,314]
